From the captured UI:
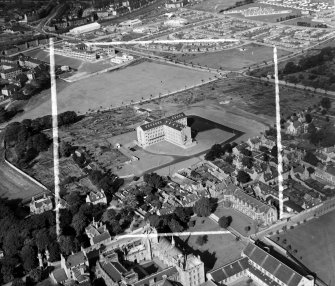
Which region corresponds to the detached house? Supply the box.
[85,220,112,247]
[286,120,302,136]
[86,189,107,205]
[30,194,53,214]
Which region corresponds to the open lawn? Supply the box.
[0,155,47,203]
[215,206,258,237]
[181,216,245,271]
[171,44,291,71]
[16,61,212,120]
[271,210,335,283]
[190,0,240,13]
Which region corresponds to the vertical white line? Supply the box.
[273,46,284,219]
[50,38,61,240]
[273,46,284,220]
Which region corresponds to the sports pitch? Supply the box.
[17,61,212,120]
[272,210,335,283]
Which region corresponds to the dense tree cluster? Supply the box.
[304,151,320,166]
[143,173,166,189]
[236,170,251,184]
[146,206,194,233]
[0,107,20,124]
[307,123,335,147]
[4,111,79,167]
[283,47,335,75]
[193,197,218,217]
[205,143,233,161]
[0,198,58,284]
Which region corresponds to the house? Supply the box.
[1,84,18,97]
[0,67,22,79]
[314,165,335,185]
[286,120,302,136]
[85,220,112,247]
[30,194,53,214]
[63,252,89,284]
[247,137,261,150]
[86,190,107,205]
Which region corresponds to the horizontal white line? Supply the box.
[116,230,231,239]
[86,38,240,46]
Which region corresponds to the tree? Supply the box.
[143,173,165,189]
[242,156,254,169]
[29,268,42,283]
[225,155,233,164]
[193,197,213,217]
[48,241,61,262]
[147,214,162,228]
[304,151,320,166]
[236,170,251,184]
[320,97,331,109]
[245,226,251,232]
[59,235,74,255]
[12,278,26,286]
[307,166,315,175]
[36,228,51,251]
[60,141,74,157]
[196,235,208,246]
[218,216,232,228]
[72,212,89,236]
[21,245,37,271]
[271,145,278,157]
[305,113,312,123]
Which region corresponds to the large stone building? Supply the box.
[207,243,315,286]
[220,184,278,226]
[98,225,205,286]
[30,194,53,214]
[136,113,194,148]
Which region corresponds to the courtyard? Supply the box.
[180,216,245,271]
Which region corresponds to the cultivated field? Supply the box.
[271,210,335,283]
[215,205,257,237]
[181,216,245,271]
[227,2,301,23]
[17,61,212,120]
[172,44,291,71]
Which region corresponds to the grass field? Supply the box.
[271,210,335,283]
[190,0,240,13]
[16,61,212,120]
[181,216,245,271]
[171,44,291,71]
[0,155,47,203]
[215,206,257,237]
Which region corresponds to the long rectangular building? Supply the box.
[136,112,194,148]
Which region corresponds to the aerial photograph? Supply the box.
[1,0,335,285]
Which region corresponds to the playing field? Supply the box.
[17,61,212,120]
[173,44,291,71]
[190,0,240,13]
[181,216,245,271]
[272,210,335,283]
[0,155,47,203]
[215,206,257,237]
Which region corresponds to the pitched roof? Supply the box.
[133,267,178,286]
[100,261,127,282]
[209,257,248,282]
[67,251,86,268]
[52,268,68,282]
[92,231,111,244]
[243,243,304,286]
[233,188,271,213]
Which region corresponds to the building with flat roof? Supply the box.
[69,22,101,35]
[136,113,194,148]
